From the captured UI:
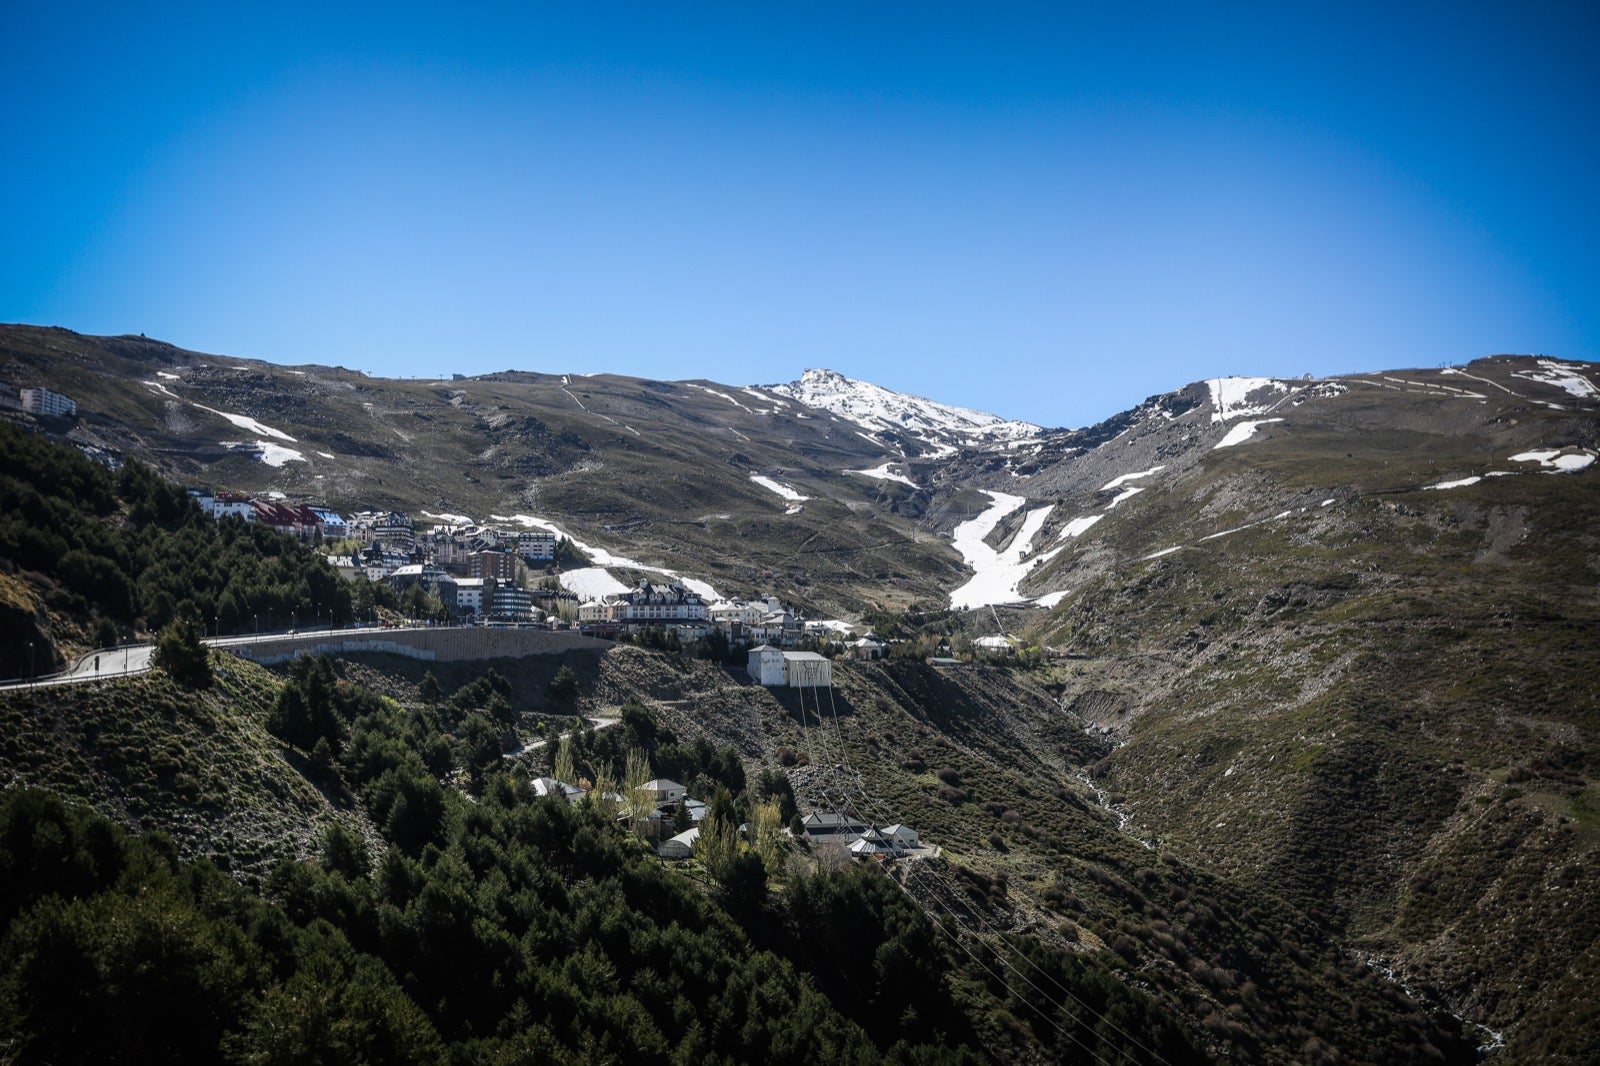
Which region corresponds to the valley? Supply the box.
[2,325,1598,1062]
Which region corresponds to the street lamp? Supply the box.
[28,641,35,686]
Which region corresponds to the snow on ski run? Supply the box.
[1107,486,1144,508]
[223,441,305,466]
[1100,465,1164,490]
[686,384,754,413]
[1057,514,1104,541]
[1206,377,1290,422]
[749,474,809,502]
[191,403,297,441]
[949,492,1055,609]
[1424,476,1482,490]
[1510,449,1596,473]
[490,513,721,601]
[1509,359,1598,399]
[561,567,629,599]
[849,463,918,487]
[1214,418,1284,449]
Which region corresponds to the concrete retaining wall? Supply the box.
[227,627,611,666]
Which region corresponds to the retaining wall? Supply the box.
[227,627,610,666]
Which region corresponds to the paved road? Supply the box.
[0,625,402,692]
[0,625,575,693]
[504,716,619,759]
[0,644,156,691]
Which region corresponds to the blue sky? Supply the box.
[3,2,1596,427]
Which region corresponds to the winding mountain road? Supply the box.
[0,625,408,692]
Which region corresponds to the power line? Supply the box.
[812,677,1177,1066]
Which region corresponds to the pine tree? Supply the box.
[153,616,212,688]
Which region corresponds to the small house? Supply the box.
[641,779,686,806]
[880,824,920,848]
[800,811,868,843]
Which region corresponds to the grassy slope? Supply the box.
[0,655,377,881]
[1016,370,1600,1060]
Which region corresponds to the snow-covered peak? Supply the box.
[760,368,1041,455]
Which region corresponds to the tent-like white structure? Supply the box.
[657,827,700,859]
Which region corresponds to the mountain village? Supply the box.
[180,488,922,863]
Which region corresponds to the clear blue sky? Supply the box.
[4,2,1596,427]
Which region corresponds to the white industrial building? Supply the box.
[748,646,833,687]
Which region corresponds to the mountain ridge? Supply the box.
[4,323,1600,1059]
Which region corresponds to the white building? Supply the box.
[748,646,833,687]
[618,579,708,624]
[578,600,620,623]
[21,387,76,419]
[531,777,586,803]
[454,577,488,614]
[641,779,686,805]
[516,530,558,562]
[187,489,256,522]
[748,645,788,686]
[657,826,699,859]
[784,651,832,687]
[710,599,765,627]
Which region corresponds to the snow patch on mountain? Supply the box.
[1057,514,1104,540]
[1214,418,1284,449]
[949,492,1056,609]
[1207,377,1292,423]
[763,368,1040,455]
[1424,476,1482,490]
[850,463,918,488]
[193,403,297,442]
[223,440,305,466]
[749,474,809,504]
[562,567,630,599]
[1101,465,1164,491]
[1107,486,1144,508]
[421,511,474,526]
[1509,360,1598,399]
[1510,449,1596,473]
[686,383,755,413]
[491,513,722,601]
